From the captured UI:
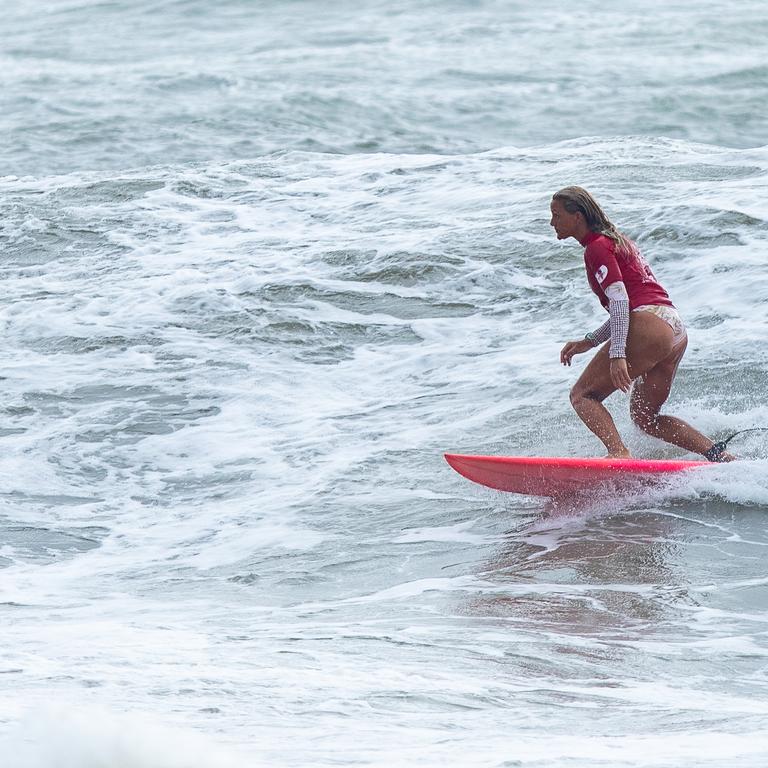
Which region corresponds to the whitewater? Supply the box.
[1,1,767,766]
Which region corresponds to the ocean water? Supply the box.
[2,1,768,766]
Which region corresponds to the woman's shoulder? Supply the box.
[590,233,640,260]
[583,233,617,259]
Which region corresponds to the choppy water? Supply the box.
[2,1,768,767]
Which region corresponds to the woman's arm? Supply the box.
[604,281,632,391]
[604,281,630,359]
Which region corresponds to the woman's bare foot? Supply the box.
[606,449,633,459]
[704,444,737,462]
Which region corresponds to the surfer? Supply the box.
[551,186,734,462]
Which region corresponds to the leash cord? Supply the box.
[705,428,768,462]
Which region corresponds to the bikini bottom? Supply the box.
[633,304,687,346]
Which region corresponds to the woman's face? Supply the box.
[550,199,583,241]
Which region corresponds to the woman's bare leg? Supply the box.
[569,312,675,457]
[630,335,734,459]
[569,343,630,456]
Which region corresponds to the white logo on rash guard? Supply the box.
[595,265,608,284]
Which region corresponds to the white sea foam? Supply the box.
[2,706,249,768]
[1,2,768,765]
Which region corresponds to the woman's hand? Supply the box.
[560,339,594,366]
[610,357,632,393]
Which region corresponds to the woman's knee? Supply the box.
[570,383,604,409]
[630,400,659,433]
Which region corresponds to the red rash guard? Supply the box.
[580,232,674,310]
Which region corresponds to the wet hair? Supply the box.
[552,186,631,254]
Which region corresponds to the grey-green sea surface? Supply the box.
[1,1,767,766]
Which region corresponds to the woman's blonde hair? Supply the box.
[552,186,631,254]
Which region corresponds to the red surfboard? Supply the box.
[444,453,709,497]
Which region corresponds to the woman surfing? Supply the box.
[551,186,734,462]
